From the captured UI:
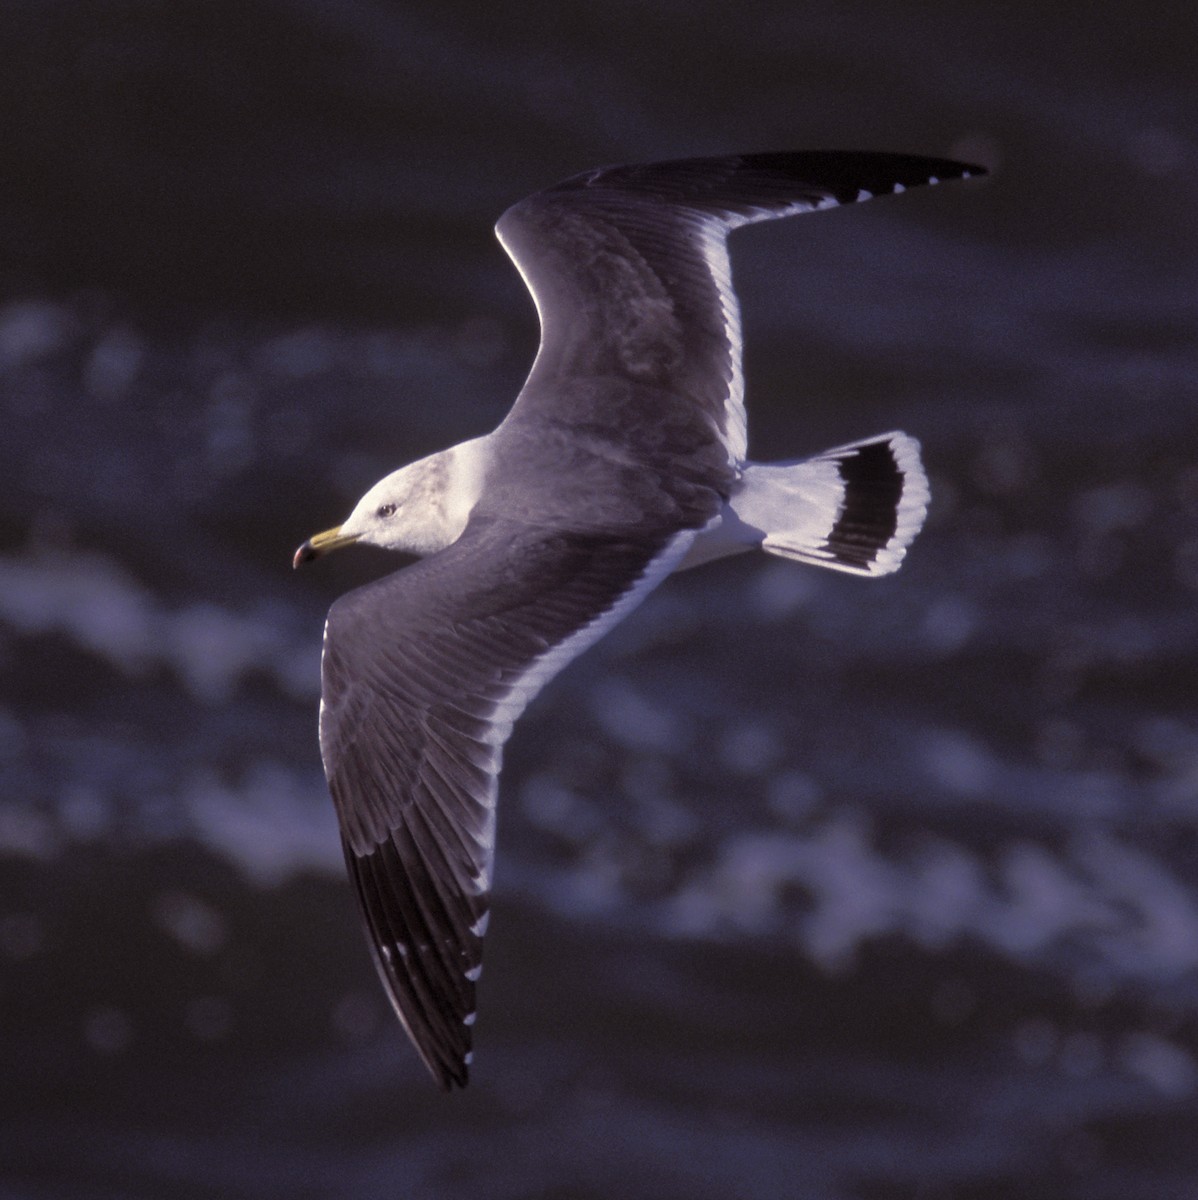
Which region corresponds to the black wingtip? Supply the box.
[338,833,482,1092]
[432,1045,471,1091]
[539,150,989,226]
[728,151,988,202]
[433,1061,468,1091]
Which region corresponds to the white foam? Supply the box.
[663,816,1198,983]
[589,679,683,754]
[0,299,74,369]
[0,548,320,703]
[184,764,342,885]
[1120,1032,1197,1097]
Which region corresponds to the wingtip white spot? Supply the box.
[893,182,906,194]
[856,188,873,201]
[465,964,482,982]
[463,1011,477,1026]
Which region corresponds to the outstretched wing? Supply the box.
[496,152,984,465]
[318,515,697,1088]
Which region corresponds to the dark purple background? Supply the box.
[2,2,1196,1197]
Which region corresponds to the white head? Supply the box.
[293,439,488,567]
[344,456,456,553]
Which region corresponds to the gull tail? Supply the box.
[732,432,930,576]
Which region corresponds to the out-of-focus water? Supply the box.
[2,2,1197,1197]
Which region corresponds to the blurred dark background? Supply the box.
[2,3,1197,1197]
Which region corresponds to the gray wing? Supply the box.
[318,515,697,1088]
[496,152,984,465]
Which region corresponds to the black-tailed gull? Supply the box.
[293,151,986,1088]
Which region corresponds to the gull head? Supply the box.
[293,447,478,567]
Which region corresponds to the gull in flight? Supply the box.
[294,151,985,1088]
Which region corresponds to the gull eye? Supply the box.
[377,503,397,518]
